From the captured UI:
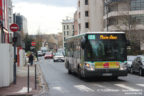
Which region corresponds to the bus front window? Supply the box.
[85,39,126,61]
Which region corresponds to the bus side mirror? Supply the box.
[81,38,86,49]
[127,40,130,46]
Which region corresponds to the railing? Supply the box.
[104,0,126,6]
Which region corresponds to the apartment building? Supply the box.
[62,18,74,39]
[62,18,74,47]
[0,0,13,43]
[77,0,104,34]
[104,0,144,50]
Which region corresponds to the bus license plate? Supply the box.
[102,73,112,76]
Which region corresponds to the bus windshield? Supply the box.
[85,34,127,61]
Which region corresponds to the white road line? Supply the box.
[115,84,139,91]
[74,85,95,92]
[52,86,68,93]
[136,84,144,87]
[52,86,64,93]
[93,84,107,88]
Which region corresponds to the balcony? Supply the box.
[104,0,126,6]
[104,10,144,19]
[104,24,144,31]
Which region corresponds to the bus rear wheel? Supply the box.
[68,64,72,74]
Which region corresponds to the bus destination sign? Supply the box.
[100,35,118,40]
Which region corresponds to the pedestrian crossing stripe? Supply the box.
[74,85,95,92]
[51,84,144,93]
[115,84,140,91]
[136,84,144,87]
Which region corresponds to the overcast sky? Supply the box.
[12,0,77,35]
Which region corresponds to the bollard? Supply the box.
[35,64,37,90]
[27,64,30,93]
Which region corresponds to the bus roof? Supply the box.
[66,32,125,40]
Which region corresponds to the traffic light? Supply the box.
[13,37,17,42]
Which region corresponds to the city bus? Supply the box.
[65,32,128,79]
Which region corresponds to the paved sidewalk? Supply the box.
[0,65,41,96]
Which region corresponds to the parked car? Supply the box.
[53,53,65,62]
[37,51,43,56]
[44,52,53,59]
[127,56,136,72]
[131,56,144,76]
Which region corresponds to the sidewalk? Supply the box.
[0,65,41,96]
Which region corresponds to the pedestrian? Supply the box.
[29,53,34,66]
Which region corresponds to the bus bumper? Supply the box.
[84,69,128,77]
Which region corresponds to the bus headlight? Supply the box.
[120,63,127,70]
[85,63,95,71]
[85,64,90,68]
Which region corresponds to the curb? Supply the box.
[34,64,49,95]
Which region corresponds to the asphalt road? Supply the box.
[39,57,144,96]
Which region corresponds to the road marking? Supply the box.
[74,85,94,92]
[93,84,107,88]
[93,84,120,92]
[136,84,144,87]
[115,84,139,91]
[52,86,68,93]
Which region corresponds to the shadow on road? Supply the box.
[69,73,127,83]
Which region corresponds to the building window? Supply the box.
[131,15,144,24]
[67,31,69,35]
[64,31,66,36]
[67,25,69,29]
[79,12,81,18]
[79,24,81,31]
[78,1,80,7]
[64,25,65,29]
[64,37,65,40]
[131,0,144,10]
[85,11,89,17]
[108,18,118,26]
[85,0,88,5]
[85,22,89,28]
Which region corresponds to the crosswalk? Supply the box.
[50,83,144,94]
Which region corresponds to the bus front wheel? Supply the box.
[78,67,86,79]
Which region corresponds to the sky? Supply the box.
[12,0,77,35]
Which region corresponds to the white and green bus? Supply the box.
[65,32,128,79]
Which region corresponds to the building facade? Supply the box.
[62,18,74,47]
[104,0,144,50]
[13,13,28,47]
[62,18,74,39]
[74,11,79,35]
[77,0,104,34]
[0,0,13,43]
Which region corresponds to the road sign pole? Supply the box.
[10,23,19,84]
[13,32,17,84]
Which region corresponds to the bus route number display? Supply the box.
[88,35,96,40]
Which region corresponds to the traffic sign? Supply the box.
[10,24,19,32]
[31,42,36,46]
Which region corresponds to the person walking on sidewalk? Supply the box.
[29,53,34,66]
